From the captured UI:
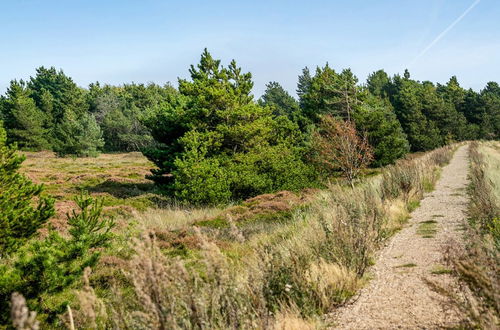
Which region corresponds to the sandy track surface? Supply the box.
[331,145,469,329]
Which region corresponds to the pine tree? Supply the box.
[353,98,410,166]
[143,49,314,204]
[392,79,442,151]
[0,122,54,256]
[258,81,308,129]
[28,67,88,126]
[0,81,50,150]
[299,64,359,122]
[479,82,500,139]
[0,192,113,324]
[419,81,468,142]
[53,110,104,157]
[366,70,391,98]
[297,67,312,102]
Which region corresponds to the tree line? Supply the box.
[1,49,499,204]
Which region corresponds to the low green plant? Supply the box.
[0,192,114,326]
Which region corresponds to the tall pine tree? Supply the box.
[0,80,49,150]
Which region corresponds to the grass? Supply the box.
[20,151,164,223]
[480,141,500,201]
[430,265,452,275]
[394,263,417,268]
[417,220,438,238]
[16,145,457,328]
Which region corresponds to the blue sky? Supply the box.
[1,0,498,97]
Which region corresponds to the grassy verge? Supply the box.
[443,141,499,328]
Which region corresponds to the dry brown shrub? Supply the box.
[70,267,106,329]
[312,115,373,186]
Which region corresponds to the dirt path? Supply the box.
[331,145,469,329]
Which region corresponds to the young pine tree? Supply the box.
[0,121,54,256]
[0,193,114,325]
[259,82,302,120]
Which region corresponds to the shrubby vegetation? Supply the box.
[1,49,499,203]
[0,188,114,325]
[0,123,114,327]
[142,50,316,204]
[73,144,454,329]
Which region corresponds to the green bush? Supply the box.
[0,193,114,326]
[0,123,54,255]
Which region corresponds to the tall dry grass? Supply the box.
[69,145,456,329]
[442,142,499,329]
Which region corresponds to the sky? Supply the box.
[1,0,499,97]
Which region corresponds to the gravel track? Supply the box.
[331,145,469,329]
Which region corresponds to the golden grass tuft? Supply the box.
[273,308,317,330]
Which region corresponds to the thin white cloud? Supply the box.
[408,0,481,68]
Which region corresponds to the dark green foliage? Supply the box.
[478,82,500,140]
[0,126,54,255]
[28,66,88,124]
[365,70,500,150]
[419,81,469,142]
[297,67,312,102]
[366,70,391,98]
[52,111,104,157]
[389,75,442,151]
[0,80,50,150]
[143,49,315,204]
[353,99,410,167]
[0,121,6,145]
[0,193,114,325]
[259,81,303,122]
[298,64,360,122]
[88,82,172,151]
